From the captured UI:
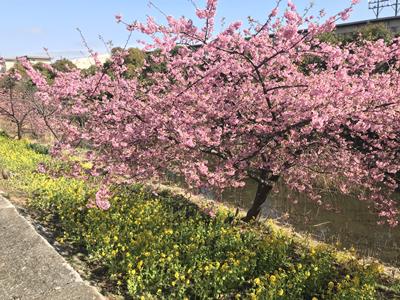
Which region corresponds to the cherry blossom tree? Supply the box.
[22,0,400,226]
[0,70,38,139]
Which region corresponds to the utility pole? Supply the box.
[394,0,400,16]
[368,0,391,18]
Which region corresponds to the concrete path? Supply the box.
[0,195,104,300]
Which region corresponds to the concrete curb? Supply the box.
[0,195,105,300]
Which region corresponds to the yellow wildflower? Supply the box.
[137,260,143,269]
[165,229,173,235]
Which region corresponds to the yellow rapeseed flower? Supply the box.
[269,275,277,283]
[165,229,174,235]
[278,289,284,296]
[137,260,144,269]
[254,278,261,285]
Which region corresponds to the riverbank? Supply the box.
[0,135,399,299]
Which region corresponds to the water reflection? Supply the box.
[165,172,399,266]
[221,180,400,267]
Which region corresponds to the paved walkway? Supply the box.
[0,195,104,300]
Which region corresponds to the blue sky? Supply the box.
[0,0,395,59]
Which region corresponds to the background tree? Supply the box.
[0,72,37,139]
[33,62,55,82]
[105,47,145,78]
[357,22,393,43]
[52,58,77,72]
[318,22,394,45]
[33,59,77,82]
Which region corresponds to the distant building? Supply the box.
[70,54,110,69]
[0,56,52,73]
[335,15,400,35]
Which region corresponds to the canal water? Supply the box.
[197,180,399,267]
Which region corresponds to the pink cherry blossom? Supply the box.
[115,14,122,23]
[19,1,400,226]
[95,186,111,210]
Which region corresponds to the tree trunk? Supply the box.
[16,123,22,140]
[242,170,278,222]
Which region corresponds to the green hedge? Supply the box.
[0,136,380,299]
